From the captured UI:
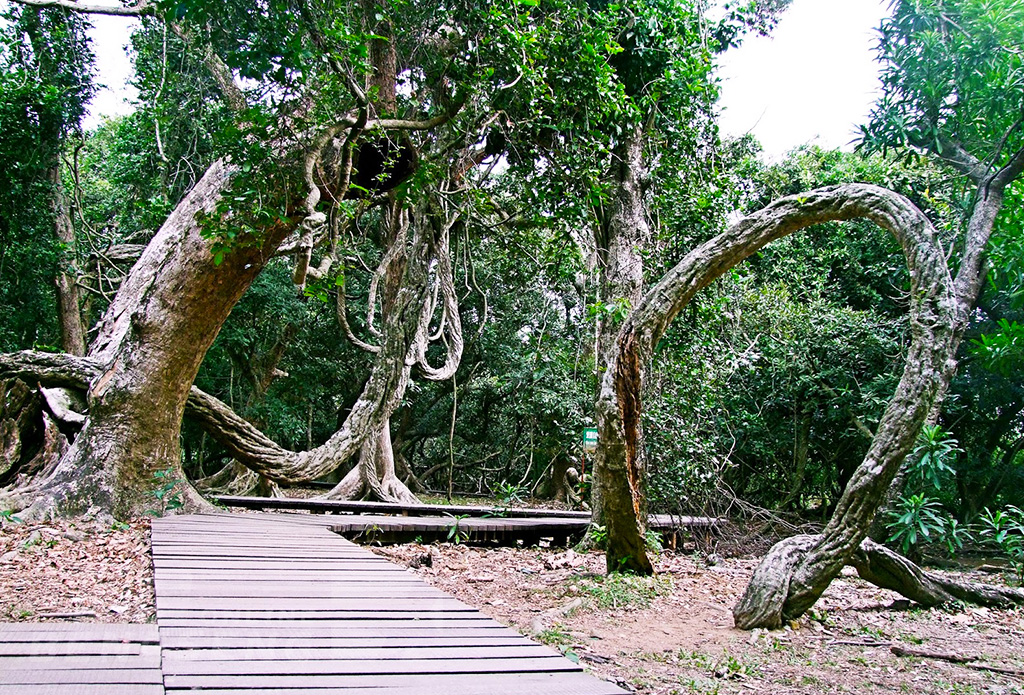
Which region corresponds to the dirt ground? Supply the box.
[0,516,154,623]
[373,542,1024,695]
[1,514,1022,695]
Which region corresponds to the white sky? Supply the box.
[82,0,891,155]
[82,13,138,130]
[716,0,890,159]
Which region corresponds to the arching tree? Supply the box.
[586,0,1024,621]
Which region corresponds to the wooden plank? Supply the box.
[158,624,516,637]
[0,669,164,685]
[214,496,722,529]
[214,495,596,519]
[162,645,558,661]
[156,614,491,626]
[0,642,143,656]
[154,583,446,598]
[158,622,520,638]
[0,652,162,670]
[152,559,388,570]
[0,686,163,695]
[0,624,159,641]
[163,655,577,676]
[159,636,535,649]
[152,550,371,560]
[169,672,624,695]
[164,672,623,693]
[151,543,371,554]
[153,570,421,581]
[155,596,472,611]
[156,610,486,621]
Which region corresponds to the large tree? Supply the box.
[0,0,511,517]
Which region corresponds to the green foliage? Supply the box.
[495,482,525,508]
[587,523,664,554]
[644,529,663,553]
[536,626,580,662]
[939,516,971,559]
[145,467,184,517]
[575,572,672,609]
[863,0,1024,164]
[536,625,574,647]
[886,493,946,557]
[0,4,95,351]
[977,505,1024,585]
[972,319,1024,378]
[445,514,471,545]
[587,297,631,326]
[909,425,961,492]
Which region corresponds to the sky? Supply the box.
[83,0,891,156]
[716,0,890,159]
[82,13,138,130]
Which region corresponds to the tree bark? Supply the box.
[730,535,1024,630]
[324,420,419,504]
[592,124,654,574]
[0,3,464,520]
[49,163,87,356]
[0,192,456,512]
[779,399,812,511]
[851,539,1024,608]
[179,204,437,489]
[733,151,1024,627]
[0,160,298,519]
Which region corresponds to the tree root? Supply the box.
[195,461,281,497]
[320,425,419,505]
[322,459,419,504]
[733,535,1024,629]
[851,539,1024,607]
[733,534,821,629]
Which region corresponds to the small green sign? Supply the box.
[582,427,598,453]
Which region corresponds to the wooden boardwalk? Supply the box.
[0,623,162,695]
[217,495,721,547]
[151,513,626,694]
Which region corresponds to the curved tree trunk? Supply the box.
[0,187,461,514]
[732,145,1024,626]
[0,2,464,521]
[731,534,1024,630]
[181,205,437,486]
[597,184,958,604]
[194,461,282,497]
[0,161,299,519]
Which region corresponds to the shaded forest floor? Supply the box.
[1,514,1022,694]
[0,516,154,623]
